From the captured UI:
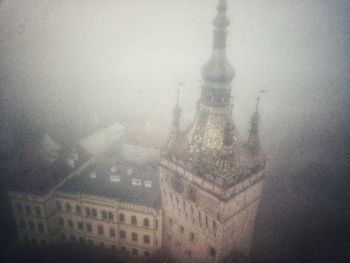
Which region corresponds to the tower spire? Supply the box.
[201,0,235,107]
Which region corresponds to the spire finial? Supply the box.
[200,0,235,107]
[212,0,230,49]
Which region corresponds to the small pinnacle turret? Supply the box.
[247,97,262,155]
[166,90,181,151]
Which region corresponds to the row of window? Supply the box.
[15,202,42,217]
[56,202,155,228]
[18,217,45,233]
[163,190,217,233]
[119,214,153,228]
[58,218,151,244]
[22,235,47,246]
[56,202,115,221]
[61,234,151,257]
[167,233,216,258]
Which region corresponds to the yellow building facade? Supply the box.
[8,144,163,260]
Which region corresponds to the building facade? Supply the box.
[8,127,163,260]
[160,0,266,262]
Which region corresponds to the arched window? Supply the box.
[85,207,91,217]
[92,208,97,217]
[108,212,114,221]
[143,218,150,227]
[102,211,107,220]
[119,213,125,223]
[131,215,137,225]
[56,201,62,210]
[65,203,71,212]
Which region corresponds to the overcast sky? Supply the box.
[0,0,349,155]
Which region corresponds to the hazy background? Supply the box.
[0,0,349,262]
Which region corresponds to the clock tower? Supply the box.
[159,0,266,262]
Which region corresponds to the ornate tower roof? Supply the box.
[184,0,238,158]
[163,0,265,188]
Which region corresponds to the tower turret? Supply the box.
[247,98,261,155]
[166,90,181,151]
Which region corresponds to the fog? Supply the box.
[0,0,349,262]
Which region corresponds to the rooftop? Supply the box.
[58,148,161,208]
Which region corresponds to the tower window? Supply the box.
[91,208,97,217]
[75,205,81,214]
[143,218,150,227]
[37,222,44,233]
[119,213,125,223]
[102,210,107,220]
[109,228,115,238]
[86,223,92,232]
[85,207,91,217]
[213,220,217,233]
[180,226,184,234]
[131,215,137,225]
[190,232,195,241]
[35,206,41,217]
[209,246,216,257]
[25,205,32,215]
[65,203,71,212]
[132,232,138,242]
[143,235,150,244]
[77,221,83,230]
[120,230,126,239]
[28,220,35,231]
[98,225,104,235]
[108,212,114,221]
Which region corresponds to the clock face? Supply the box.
[171,176,184,193]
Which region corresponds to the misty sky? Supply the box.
[0,0,349,156]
